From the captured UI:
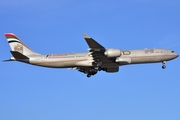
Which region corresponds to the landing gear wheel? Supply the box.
[162,65,166,69]
[162,61,166,69]
[98,67,102,71]
[87,74,91,78]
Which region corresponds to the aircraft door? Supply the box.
[36,56,46,62]
[164,50,168,55]
[132,51,137,56]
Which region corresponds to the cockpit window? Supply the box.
[171,51,175,53]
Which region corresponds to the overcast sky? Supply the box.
[0,0,180,120]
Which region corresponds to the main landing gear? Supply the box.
[86,68,98,78]
[87,74,91,78]
[79,68,99,78]
[162,61,166,69]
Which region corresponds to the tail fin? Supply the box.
[5,33,39,56]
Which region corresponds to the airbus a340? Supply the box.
[4,33,179,77]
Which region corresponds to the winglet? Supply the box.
[83,33,91,39]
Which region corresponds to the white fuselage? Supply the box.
[5,33,179,77]
[24,48,178,68]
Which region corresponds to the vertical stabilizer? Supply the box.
[5,33,39,56]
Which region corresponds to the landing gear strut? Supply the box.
[79,68,98,78]
[162,61,166,69]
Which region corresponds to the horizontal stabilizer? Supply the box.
[3,59,15,62]
[10,51,29,59]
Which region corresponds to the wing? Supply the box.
[70,34,119,78]
[84,34,105,50]
[83,33,118,67]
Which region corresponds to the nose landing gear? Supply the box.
[162,61,166,69]
[162,65,166,69]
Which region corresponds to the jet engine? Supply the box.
[115,57,131,65]
[104,48,122,57]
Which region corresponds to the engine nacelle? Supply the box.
[104,48,122,57]
[105,67,119,73]
[115,57,131,65]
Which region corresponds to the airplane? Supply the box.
[4,33,179,78]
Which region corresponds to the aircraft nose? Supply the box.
[170,51,179,60]
[173,52,179,59]
[176,53,179,58]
